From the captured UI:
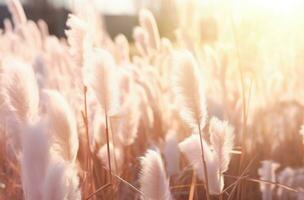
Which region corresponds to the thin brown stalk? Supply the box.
[82,85,95,199]
[225,174,298,193]
[86,183,111,200]
[112,173,144,198]
[188,170,197,200]
[104,105,114,197]
[227,156,256,200]
[228,5,249,200]
[198,123,211,200]
[109,117,118,176]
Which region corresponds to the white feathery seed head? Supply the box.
[21,119,49,200]
[1,58,40,124]
[6,0,27,26]
[43,160,81,200]
[133,26,149,56]
[116,90,141,146]
[163,131,180,176]
[140,149,172,200]
[65,14,91,67]
[115,34,130,63]
[172,50,207,131]
[42,89,79,162]
[139,9,160,51]
[179,134,223,194]
[84,48,120,116]
[209,117,234,173]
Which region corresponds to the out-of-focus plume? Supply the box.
[6,0,27,26]
[21,120,49,200]
[133,26,149,56]
[139,9,160,51]
[115,34,130,64]
[258,160,280,200]
[43,160,81,200]
[42,90,79,162]
[84,48,120,116]
[163,131,180,176]
[65,14,91,67]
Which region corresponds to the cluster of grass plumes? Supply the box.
[1,0,304,199]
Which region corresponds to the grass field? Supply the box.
[1,0,304,199]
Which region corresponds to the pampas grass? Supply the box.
[172,50,207,130]
[115,90,141,146]
[85,48,120,116]
[21,120,49,200]
[139,9,160,51]
[139,149,172,200]
[65,14,90,67]
[1,58,39,124]
[42,90,79,162]
[172,50,211,198]
[163,131,180,176]
[209,117,234,173]
[6,0,26,26]
[133,26,149,56]
[43,161,80,200]
[1,1,304,199]
[179,134,223,195]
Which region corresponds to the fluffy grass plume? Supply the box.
[116,91,141,146]
[140,149,172,200]
[85,48,120,116]
[6,0,26,25]
[21,120,49,200]
[179,134,223,194]
[1,58,39,124]
[172,50,207,130]
[43,89,79,162]
[209,117,235,173]
[163,131,180,176]
[43,161,81,200]
[139,9,160,51]
[65,14,90,67]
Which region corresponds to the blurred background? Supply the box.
[0,0,178,39]
[2,0,304,199]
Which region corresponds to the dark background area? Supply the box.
[0,0,178,41]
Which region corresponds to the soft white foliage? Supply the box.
[172,50,207,130]
[21,120,49,200]
[209,117,234,173]
[98,143,124,174]
[85,48,120,116]
[1,58,39,123]
[179,134,223,194]
[139,9,160,51]
[43,161,81,200]
[140,149,172,200]
[163,131,180,176]
[65,14,91,67]
[43,90,79,162]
